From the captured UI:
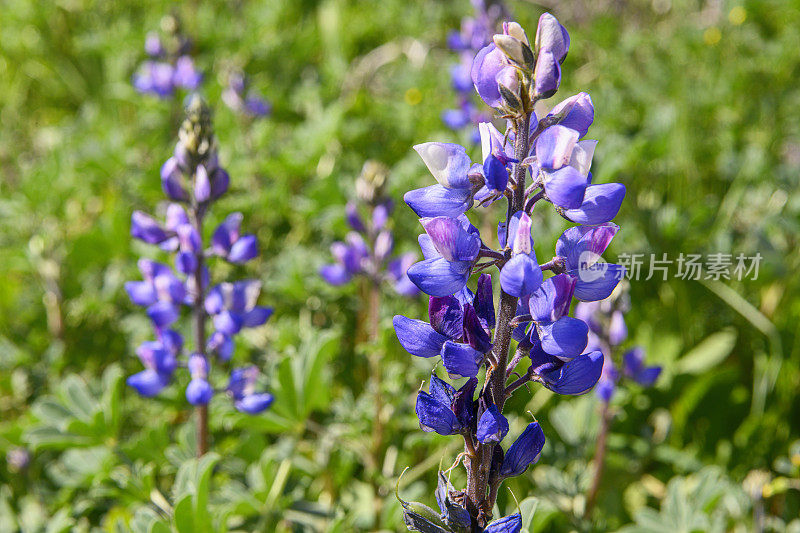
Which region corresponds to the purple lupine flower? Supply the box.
[443,0,508,139]
[222,71,272,118]
[227,366,274,414]
[395,12,631,528]
[126,96,273,430]
[623,347,662,387]
[132,16,202,98]
[320,163,420,297]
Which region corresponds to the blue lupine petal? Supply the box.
[413,142,473,190]
[428,372,456,407]
[497,210,523,249]
[242,306,272,328]
[125,281,157,306]
[452,376,478,428]
[471,43,505,108]
[572,263,625,301]
[534,49,561,96]
[235,393,274,414]
[393,315,448,358]
[146,301,180,328]
[175,251,197,275]
[228,235,258,263]
[319,264,351,285]
[428,296,464,339]
[483,154,509,192]
[541,350,603,395]
[542,166,588,209]
[186,378,213,405]
[345,202,366,232]
[211,213,242,256]
[213,310,243,336]
[539,316,589,361]
[477,403,509,443]
[416,391,462,435]
[173,56,202,89]
[441,341,483,378]
[127,370,169,397]
[499,422,546,477]
[549,92,594,138]
[442,109,470,130]
[131,211,169,244]
[207,331,234,361]
[194,164,211,203]
[407,257,471,297]
[420,217,481,262]
[161,158,189,201]
[484,513,523,533]
[499,253,543,297]
[563,183,625,225]
[210,168,230,200]
[556,223,620,272]
[404,185,473,218]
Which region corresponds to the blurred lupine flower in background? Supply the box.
[320,160,419,297]
[575,281,661,403]
[222,70,272,118]
[132,14,202,98]
[6,447,30,473]
[393,12,629,529]
[126,96,273,455]
[443,0,508,142]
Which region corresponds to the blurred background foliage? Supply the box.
[0,0,799,531]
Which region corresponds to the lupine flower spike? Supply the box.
[132,14,202,98]
[394,12,628,530]
[126,96,274,456]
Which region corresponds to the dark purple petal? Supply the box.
[207,331,234,361]
[235,393,274,414]
[563,183,625,225]
[413,142,473,189]
[543,166,588,209]
[416,391,462,435]
[242,306,272,328]
[499,422,546,477]
[428,296,464,339]
[540,350,603,395]
[127,370,169,397]
[345,202,366,232]
[499,254,543,297]
[159,329,183,356]
[474,274,495,330]
[227,366,258,400]
[420,217,480,263]
[539,316,588,361]
[407,257,471,297]
[405,185,474,219]
[175,251,198,275]
[484,513,523,533]
[211,213,242,256]
[392,315,448,358]
[463,304,493,353]
[125,281,157,306]
[471,43,506,108]
[429,372,456,406]
[623,347,644,376]
[535,12,570,62]
[441,340,483,378]
[146,302,180,328]
[549,92,594,138]
[636,366,662,387]
[571,263,625,301]
[528,274,576,323]
[477,403,509,443]
[452,377,478,428]
[131,211,169,244]
[186,378,213,405]
[209,167,229,200]
[596,377,616,403]
[228,235,258,263]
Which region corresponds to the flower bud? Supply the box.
[534,49,561,98]
[493,34,534,71]
[535,13,570,63]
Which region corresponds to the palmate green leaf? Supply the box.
[59,374,100,423]
[675,328,737,375]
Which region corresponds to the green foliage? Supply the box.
[1,0,799,531]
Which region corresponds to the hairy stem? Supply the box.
[584,401,612,517]
[191,208,209,457]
